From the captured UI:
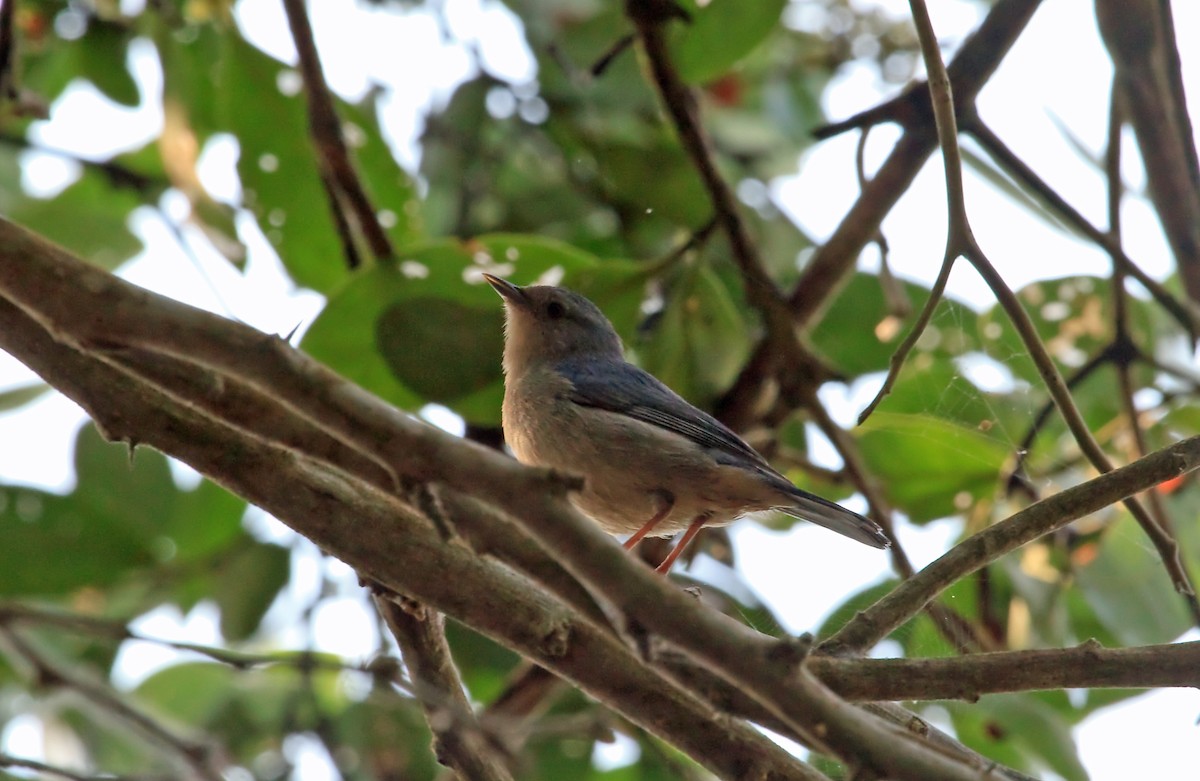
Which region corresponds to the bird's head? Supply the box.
[483,274,623,375]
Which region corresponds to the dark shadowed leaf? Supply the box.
[304,235,644,425]
[637,262,751,407]
[670,0,787,85]
[212,542,291,641]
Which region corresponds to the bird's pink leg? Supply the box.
[623,492,674,551]
[655,514,710,575]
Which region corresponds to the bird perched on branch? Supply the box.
[483,274,889,574]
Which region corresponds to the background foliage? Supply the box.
[0,0,1198,780]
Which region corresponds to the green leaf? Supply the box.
[216,36,347,292]
[79,20,140,107]
[671,0,787,85]
[591,140,711,226]
[303,235,645,425]
[1075,513,1192,645]
[136,659,352,760]
[0,426,174,596]
[0,382,50,412]
[336,696,440,781]
[135,662,241,726]
[443,619,522,704]
[162,478,249,562]
[855,412,1010,523]
[7,174,144,270]
[637,262,751,407]
[811,272,980,378]
[342,99,422,248]
[0,483,155,596]
[816,578,900,642]
[197,33,418,291]
[212,542,291,641]
[0,425,250,606]
[947,694,1087,781]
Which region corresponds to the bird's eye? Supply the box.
[546,301,566,319]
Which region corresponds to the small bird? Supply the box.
[483,274,889,574]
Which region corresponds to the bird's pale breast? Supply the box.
[503,367,779,536]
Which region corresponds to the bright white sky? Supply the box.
[1,0,1198,778]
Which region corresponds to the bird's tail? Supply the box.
[776,490,890,549]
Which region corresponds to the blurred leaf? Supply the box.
[212,542,291,641]
[136,659,351,761]
[0,426,172,596]
[637,262,751,406]
[592,140,711,226]
[216,36,347,292]
[961,145,1087,241]
[856,412,1009,523]
[812,272,980,378]
[1075,513,1192,646]
[135,661,242,726]
[58,706,173,778]
[376,296,505,402]
[79,20,139,107]
[7,174,144,270]
[0,482,153,595]
[0,425,249,607]
[161,476,248,561]
[340,98,422,247]
[303,235,645,425]
[816,578,900,642]
[671,0,787,85]
[946,694,1087,781]
[444,619,522,704]
[336,695,440,781]
[0,382,50,411]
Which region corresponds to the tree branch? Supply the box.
[281,0,394,267]
[1096,0,1200,304]
[625,0,818,384]
[809,639,1200,701]
[376,596,515,781]
[0,627,222,781]
[0,218,1024,781]
[819,435,1200,655]
[0,248,823,781]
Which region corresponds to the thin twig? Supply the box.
[281,0,394,267]
[0,752,147,781]
[819,436,1200,656]
[962,115,1200,341]
[0,627,222,781]
[892,0,1200,616]
[625,0,810,374]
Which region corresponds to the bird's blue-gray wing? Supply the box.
[557,358,767,467]
[558,358,891,549]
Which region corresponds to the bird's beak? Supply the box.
[482,273,529,309]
